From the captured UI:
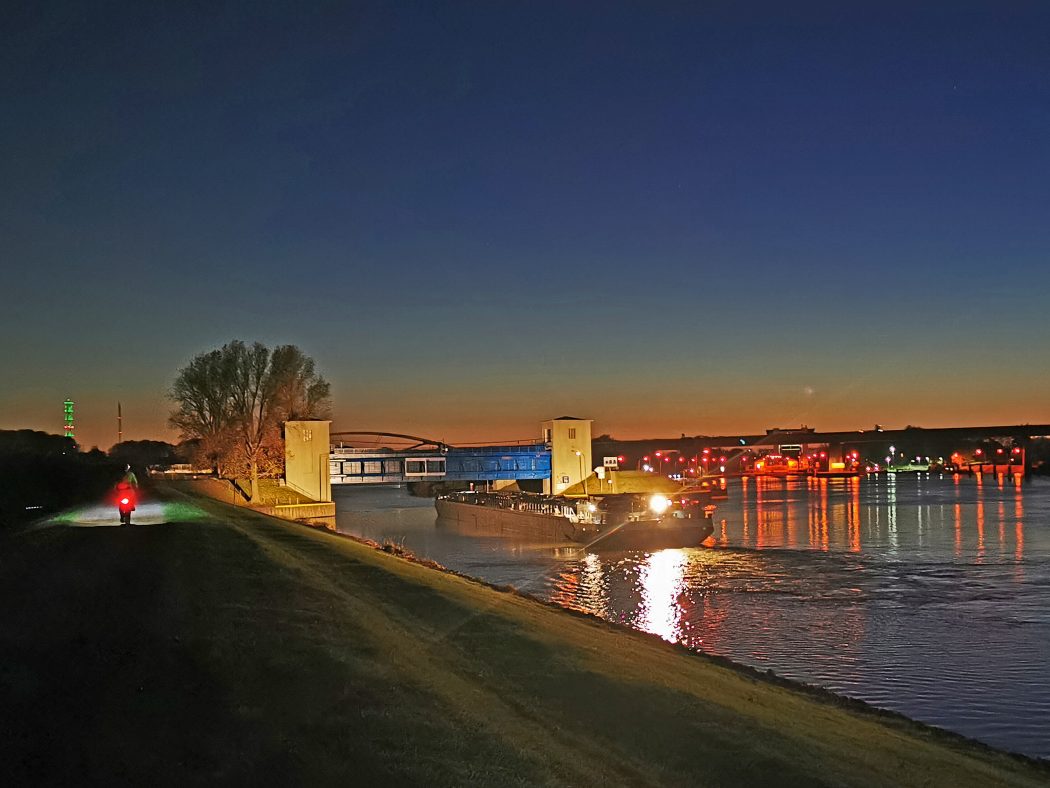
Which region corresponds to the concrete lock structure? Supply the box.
[284,420,332,503]
[327,418,592,491]
[541,417,592,495]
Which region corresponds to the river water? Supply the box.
[332,474,1050,760]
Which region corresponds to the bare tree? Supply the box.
[169,341,330,502]
[169,348,237,475]
[268,344,331,422]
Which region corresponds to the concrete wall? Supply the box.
[257,502,336,522]
[541,417,592,495]
[284,420,332,502]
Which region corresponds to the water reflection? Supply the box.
[977,495,986,561]
[1015,493,1025,568]
[637,549,687,642]
[848,477,860,553]
[565,552,607,618]
[668,474,1034,561]
[886,473,898,554]
[954,502,962,557]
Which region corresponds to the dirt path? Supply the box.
[1,492,1046,786]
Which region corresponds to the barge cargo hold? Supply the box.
[435,491,715,550]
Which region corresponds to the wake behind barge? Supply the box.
[435,490,716,551]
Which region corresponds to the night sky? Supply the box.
[3,2,1049,450]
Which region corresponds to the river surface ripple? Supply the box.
[333,475,1050,760]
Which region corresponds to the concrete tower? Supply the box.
[284,420,332,502]
[541,416,592,495]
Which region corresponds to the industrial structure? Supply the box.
[595,423,1050,478]
[327,417,594,488]
[317,420,1050,490]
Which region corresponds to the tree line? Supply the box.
[0,430,120,527]
[168,341,330,503]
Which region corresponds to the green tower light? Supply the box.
[64,398,74,439]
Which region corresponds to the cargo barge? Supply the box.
[435,491,716,550]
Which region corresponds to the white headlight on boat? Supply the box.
[649,494,671,514]
[587,503,597,513]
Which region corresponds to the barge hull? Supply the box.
[587,520,714,551]
[435,498,579,544]
[436,498,715,550]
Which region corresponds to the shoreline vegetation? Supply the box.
[2,485,1046,786]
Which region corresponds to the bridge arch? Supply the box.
[329,431,450,451]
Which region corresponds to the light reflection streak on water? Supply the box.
[820,482,828,551]
[954,502,962,557]
[1015,493,1024,569]
[977,494,986,562]
[916,488,924,545]
[636,549,687,642]
[848,478,860,553]
[886,473,898,555]
[580,552,607,617]
[998,499,1007,560]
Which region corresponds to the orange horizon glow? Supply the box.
[5,390,1050,452]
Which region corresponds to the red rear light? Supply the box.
[120,497,130,505]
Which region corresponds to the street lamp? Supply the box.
[574,450,586,495]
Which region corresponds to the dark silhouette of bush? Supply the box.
[0,430,122,528]
[0,429,76,456]
[109,440,183,470]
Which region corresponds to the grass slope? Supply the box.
[0,490,1045,786]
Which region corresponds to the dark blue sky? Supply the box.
[3,1,1048,448]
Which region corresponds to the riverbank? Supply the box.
[1,489,1046,786]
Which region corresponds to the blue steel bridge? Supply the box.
[329,432,551,485]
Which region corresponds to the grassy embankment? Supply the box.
[1,487,1046,786]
